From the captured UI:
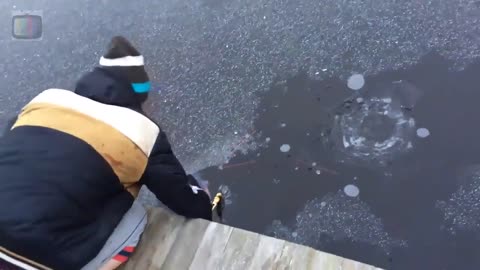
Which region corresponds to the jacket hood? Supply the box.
[74,67,148,111]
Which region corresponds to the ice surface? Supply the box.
[437,165,480,234]
[269,191,406,252]
[1,0,479,173]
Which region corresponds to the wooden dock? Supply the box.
[122,208,382,270]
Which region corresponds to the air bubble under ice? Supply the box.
[344,184,360,197]
[280,144,291,153]
[347,74,365,90]
[416,128,431,138]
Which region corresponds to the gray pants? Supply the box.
[81,198,148,270]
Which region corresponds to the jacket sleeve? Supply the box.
[2,116,17,136]
[140,131,212,220]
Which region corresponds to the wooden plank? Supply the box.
[121,207,382,270]
[220,228,261,270]
[341,259,381,270]
[188,223,234,270]
[160,218,210,270]
[284,245,316,270]
[148,210,186,269]
[123,208,185,270]
[269,242,294,270]
[247,236,286,270]
[275,244,349,270]
[307,248,356,270]
[262,242,320,270]
[292,246,329,270]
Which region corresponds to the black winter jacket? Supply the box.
[0,67,211,270]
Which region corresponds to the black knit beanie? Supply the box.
[99,36,151,94]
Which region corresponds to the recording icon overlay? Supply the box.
[12,10,43,40]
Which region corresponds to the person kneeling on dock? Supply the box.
[0,36,212,270]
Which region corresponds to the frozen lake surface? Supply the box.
[1,0,480,269]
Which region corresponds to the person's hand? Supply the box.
[190,174,211,199]
[197,180,211,199]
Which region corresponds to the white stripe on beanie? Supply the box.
[99,55,144,67]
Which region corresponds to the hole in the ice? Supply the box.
[359,114,397,142]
